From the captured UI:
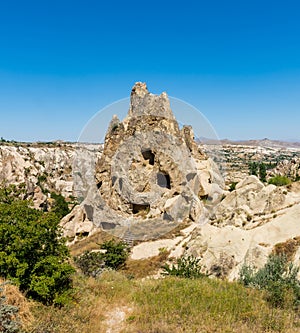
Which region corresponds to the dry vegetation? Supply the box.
[69,229,115,257]
[121,250,169,279]
[12,271,298,333]
[274,237,300,261]
[0,278,33,330]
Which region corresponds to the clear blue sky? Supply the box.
[0,0,299,142]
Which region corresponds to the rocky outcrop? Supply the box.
[186,202,300,280]
[126,174,300,280]
[66,82,224,242]
[0,144,74,200]
[269,157,300,180]
[210,175,291,228]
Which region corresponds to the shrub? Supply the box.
[268,176,291,186]
[162,255,204,279]
[259,163,267,182]
[239,254,300,308]
[0,198,74,305]
[74,251,105,277]
[249,162,258,176]
[0,184,26,204]
[229,182,237,192]
[74,239,129,276]
[50,192,70,219]
[100,239,129,270]
[0,282,21,333]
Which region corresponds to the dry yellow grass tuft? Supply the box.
[0,278,33,329]
[273,237,300,261]
[69,229,115,257]
[122,250,169,278]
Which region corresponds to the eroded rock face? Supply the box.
[184,175,300,279]
[66,82,224,242]
[0,144,75,209]
[210,175,288,228]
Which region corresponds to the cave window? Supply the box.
[142,149,155,165]
[132,203,150,214]
[157,172,171,189]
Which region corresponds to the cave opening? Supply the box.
[157,172,171,189]
[132,203,150,215]
[142,149,155,165]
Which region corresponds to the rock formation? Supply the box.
[210,175,289,228]
[64,82,224,242]
[0,144,74,208]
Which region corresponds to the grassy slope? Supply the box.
[28,271,300,333]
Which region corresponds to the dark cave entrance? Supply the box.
[132,203,150,215]
[157,172,171,189]
[142,149,155,165]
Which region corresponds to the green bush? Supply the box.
[100,239,129,270]
[74,239,129,276]
[239,254,300,308]
[249,162,258,176]
[74,251,105,277]
[0,184,26,204]
[259,163,267,182]
[0,282,21,333]
[50,192,70,219]
[268,176,291,186]
[229,182,237,192]
[0,198,74,305]
[162,255,204,279]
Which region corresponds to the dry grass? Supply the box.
[0,278,33,329]
[121,250,169,278]
[69,229,115,257]
[28,271,134,333]
[27,272,300,333]
[273,237,300,261]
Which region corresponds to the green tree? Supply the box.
[50,192,70,219]
[0,198,74,305]
[74,251,105,277]
[74,239,129,276]
[162,255,204,279]
[248,162,258,176]
[259,163,267,182]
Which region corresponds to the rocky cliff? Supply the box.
[0,143,74,208]
[62,82,224,242]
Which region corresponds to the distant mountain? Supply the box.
[198,137,300,149]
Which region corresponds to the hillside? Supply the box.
[1,83,300,333]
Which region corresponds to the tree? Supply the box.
[100,239,129,270]
[162,255,204,279]
[50,192,70,219]
[0,197,74,305]
[74,239,129,276]
[259,163,267,182]
[248,162,258,176]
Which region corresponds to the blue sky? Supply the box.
[0,0,299,142]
